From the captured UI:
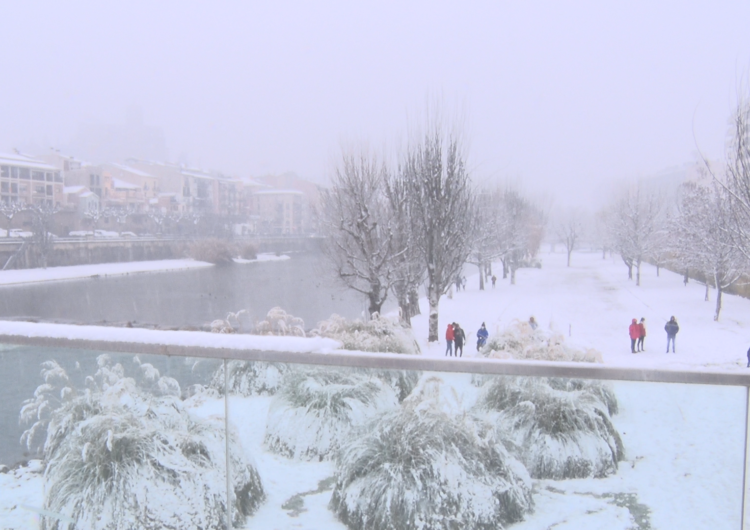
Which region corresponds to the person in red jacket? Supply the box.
[628,318,640,354]
[445,323,455,357]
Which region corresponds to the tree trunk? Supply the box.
[627,264,633,280]
[656,264,660,277]
[427,284,440,342]
[502,259,508,279]
[408,288,420,317]
[397,295,412,328]
[477,261,484,290]
[602,247,606,259]
[704,283,710,301]
[510,265,516,285]
[566,249,572,267]
[683,269,689,286]
[714,286,723,321]
[635,259,641,286]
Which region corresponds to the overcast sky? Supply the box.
[2,1,750,207]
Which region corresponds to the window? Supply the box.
[0,166,7,178]
[19,168,30,179]
[11,183,17,194]
[32,171,44,181]
[46,185,53,196]
[35,185,45,194]
[45,173,53,182]
[54,172,63,183]
[0,183,7,192]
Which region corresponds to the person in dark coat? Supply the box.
[445,323,455,357]
[453,323,466,358]
[529,316,538,330]
[491,275,497,288]
[664,316,679,353]
[629,318,640,353]
[746,346,750,368]
[476,322,489,351]
[636,318,647,352]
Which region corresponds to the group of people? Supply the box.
[628,316,679,354]
[454,275,468,291]
[445,322,489,357]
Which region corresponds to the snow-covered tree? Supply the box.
[399,121,475,341]
[555,208,584,267]
[724,95,750,258]
[493,188,545,284]
[26,202,59,269]
[0,201,23,237]
[320,149,403,316]
[330,376,534,529]
[671,180,747,320]
[607,183,665,285]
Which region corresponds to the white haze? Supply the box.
[2,0,750,208]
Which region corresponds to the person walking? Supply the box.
[476,322,489,351]
[453,323,466,358]
[529,316,538,330]
[664,316,679,353]
[491,275,497,288]
[629,318,640,353]
[636,317,647,352]
[746,346,750,368]
[445,323,454,357]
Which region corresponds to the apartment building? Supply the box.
[0,153,64,207]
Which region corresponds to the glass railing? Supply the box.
[0,332,748,529]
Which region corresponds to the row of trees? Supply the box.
[319,120,545,341]
[561,99,750,321]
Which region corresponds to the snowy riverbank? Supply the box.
[0,253,290,286]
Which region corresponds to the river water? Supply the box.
[0,252,386,466]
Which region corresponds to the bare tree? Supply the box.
[319,149,402,317]
[672,180,746,320]
[607,184,664,286]
[401,122,474,342]
[25,203,60,269]
[0,201,23,237]
[556,208,584,267]
[493,188,544,285]
[384,170,424,326]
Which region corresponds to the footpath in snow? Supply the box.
[413,249,750,372]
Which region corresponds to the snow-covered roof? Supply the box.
[63,186,87,194]
[109,163,154,178]
[253,189,304,196]
[181,170,215,181]
[112,178,140,190]
[0,153,58,171]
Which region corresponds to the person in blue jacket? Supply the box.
[664,316,679,353]
[477,322,489,351]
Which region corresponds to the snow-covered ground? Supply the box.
[1,249,749,529]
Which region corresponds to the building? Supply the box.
[0,152,64,207]
[253,189,305,234]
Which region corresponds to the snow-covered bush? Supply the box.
[210,360,289,396]
[20,355,265,529]
[367,368,421,402]
[265,367,398,461]
[311,313,420,354]
[41,381,264,529]
[255,306,306,336]
[188,238,236,264]
[330,376,534,530]
[481,320,602,363]
[476,377,624,480]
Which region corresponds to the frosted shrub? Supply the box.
[210,360,289,396]
[265,367,398,461]
[330,377,534,530]
[41,384,264,529]
[312,313,420,354]
[255,306,306,336]
[482,320,602,363]
[20,355,265,529]
[476,377,624,480]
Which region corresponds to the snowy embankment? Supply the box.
[0,253,289,286]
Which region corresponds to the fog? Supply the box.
[3,0,750,208]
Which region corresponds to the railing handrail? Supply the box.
[1,323,749,387]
